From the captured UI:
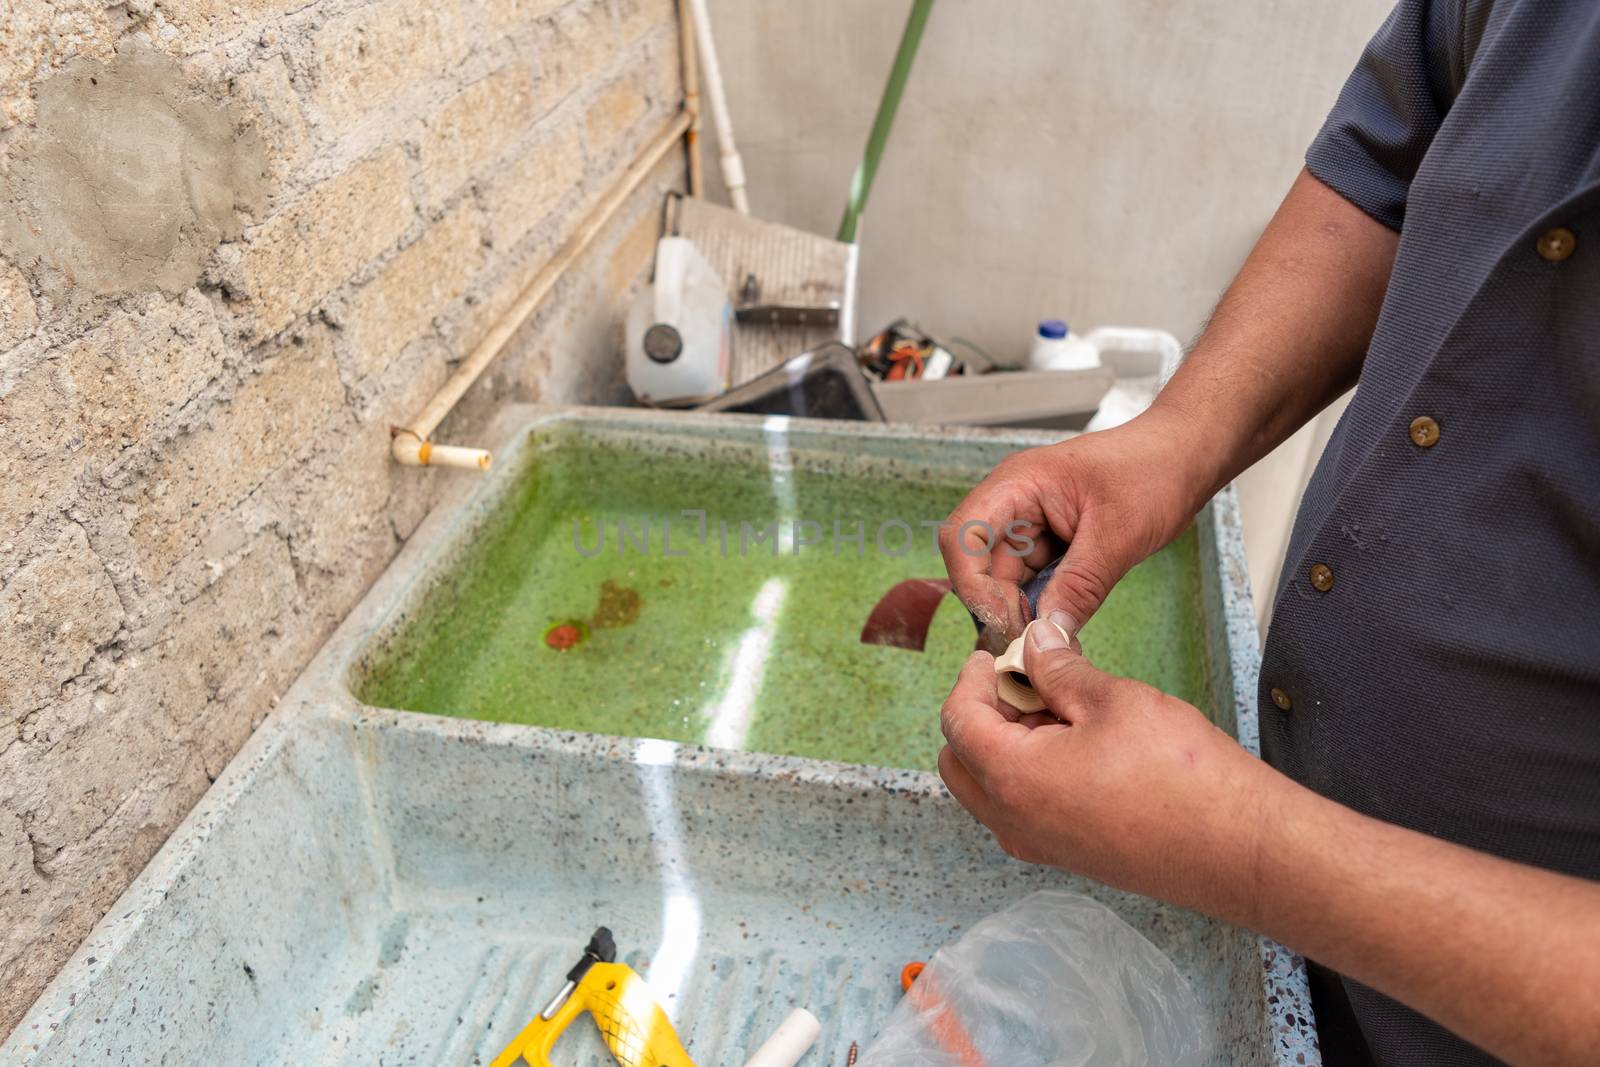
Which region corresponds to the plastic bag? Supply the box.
[859,890,1213,1067]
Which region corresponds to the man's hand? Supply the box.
[938,405,1217,648]
[938,616,1279,913]
[938,619,1600,1066]
[939,170,1401,651]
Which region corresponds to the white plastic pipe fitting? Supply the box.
[993,618,1071,713]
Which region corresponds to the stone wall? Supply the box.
[0,0,685,1035]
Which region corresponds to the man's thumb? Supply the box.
[1024,613,1107,722]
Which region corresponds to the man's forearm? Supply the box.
[1151,168,1400,499]
[1154,172,1600,1062]
[1225,775,1600,1065]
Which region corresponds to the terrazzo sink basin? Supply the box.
[1,407,1320,1066]
[356,408,1211,770]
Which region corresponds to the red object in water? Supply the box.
[860,578,955,651]
[543,622,584,650]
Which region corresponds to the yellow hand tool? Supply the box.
[490,927,699,1067]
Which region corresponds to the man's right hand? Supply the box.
[938,402,1216,647]
[935,170,1399,649]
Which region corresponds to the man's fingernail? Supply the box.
[1029,618,1069,651]
[1047,609,1078,637]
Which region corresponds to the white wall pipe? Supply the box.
[391,432,492,471]
[685,0,750,214]
[390,110,692,472]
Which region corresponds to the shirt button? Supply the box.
[1270,687,1293,711]
[1408,415,1440,448]
[1309,563,1334,592]
[1537,227,1576,262]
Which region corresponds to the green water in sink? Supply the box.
[357,433,1209,770]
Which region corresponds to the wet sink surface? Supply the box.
[2,709,1308,1067]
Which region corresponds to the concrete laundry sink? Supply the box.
[1,407,1320,1067]
[355,408,1212,770]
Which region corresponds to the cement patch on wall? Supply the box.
[0,43,267,298]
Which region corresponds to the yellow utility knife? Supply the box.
[491,927,698,1067]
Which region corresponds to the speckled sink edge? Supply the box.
[2,405,1320,1067]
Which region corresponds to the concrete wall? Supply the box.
[0,0,685,1035]
[700,0,1392,626]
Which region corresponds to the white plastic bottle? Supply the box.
[1026,319,1101,371]
[625,237,732,406]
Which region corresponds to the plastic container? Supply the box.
[1082,325,1183,381]
[1026,321,1184,381]
[1081,326,1185,432]
[625,237,732,406]
[1026,319,1100,371]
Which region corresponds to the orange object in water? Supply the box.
[543,620,586,650]
[898,960,988,1067]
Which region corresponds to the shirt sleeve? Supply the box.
[1305,0,1462,231]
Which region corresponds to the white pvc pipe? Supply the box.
[388,111,690,474]
[391,433,492,471]
[741,1007,821,1067]
[839,240,860,344]
[685,0,750,214]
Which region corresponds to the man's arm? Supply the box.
[1252,767,1600,1067]
[940,168,1399,635]
[938,633,1600,1066]
[1146,166,1399,501]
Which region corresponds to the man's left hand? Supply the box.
[938,615,1281,919]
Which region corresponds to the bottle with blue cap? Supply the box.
[1027,317,1102,372]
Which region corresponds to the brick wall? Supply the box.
[0,0,684,1035]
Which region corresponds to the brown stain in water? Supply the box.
[589,579,642,630]
[540,580,643,651]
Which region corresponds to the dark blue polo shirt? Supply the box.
[1259,1,1600,1064]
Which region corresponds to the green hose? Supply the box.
[837,0,935,244]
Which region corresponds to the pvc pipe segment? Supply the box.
[992,557,1069,712]
[685,0,749,214]
[391,433,492,470]
[741,1008,821,1067]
